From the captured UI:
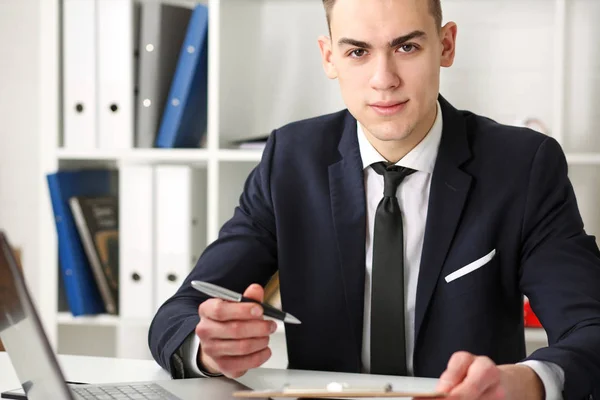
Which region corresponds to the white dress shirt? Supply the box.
[358,100,564,399]
[184,101,565,398]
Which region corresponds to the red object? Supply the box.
[524,299,542,328]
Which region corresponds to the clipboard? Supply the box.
[234,391,446,398]
[233,382,447,398]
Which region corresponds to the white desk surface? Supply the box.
[0,352,170,392]
[0,352,440,399]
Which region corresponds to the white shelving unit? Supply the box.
[56,148,264,164]
[57,312,129,327]
[34,0,596,366]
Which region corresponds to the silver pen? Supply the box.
[191,281,301,324]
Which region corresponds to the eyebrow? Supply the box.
[337,30,427,49]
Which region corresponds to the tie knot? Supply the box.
[371,162,416,197]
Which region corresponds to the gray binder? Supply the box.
[135,1,192,148]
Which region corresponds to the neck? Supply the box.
[364,104,438,163]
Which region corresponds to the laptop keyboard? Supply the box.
[71,383,182,400]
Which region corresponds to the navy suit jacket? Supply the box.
[149,96,600,399]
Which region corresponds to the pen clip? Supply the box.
[191,281,242,302]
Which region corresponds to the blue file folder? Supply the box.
[155,4,209,148]
[46,170,115,316]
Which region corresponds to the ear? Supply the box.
[440,22,457,68]
[318,35,338,79]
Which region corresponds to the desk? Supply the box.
[0,352,439,399]
[0,353,170,393]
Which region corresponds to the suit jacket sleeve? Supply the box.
[520,136,600,399]
[148,131,279,377]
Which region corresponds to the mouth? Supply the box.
[369,100,409,116]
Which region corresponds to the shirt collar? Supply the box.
[357,100,443,174]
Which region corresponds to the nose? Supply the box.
[369,54,401,91]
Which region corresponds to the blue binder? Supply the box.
[46,170,115,316]
[155,4,209,148]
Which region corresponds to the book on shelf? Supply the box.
[69,196,119,315]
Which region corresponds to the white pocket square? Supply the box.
[444,249,497,283]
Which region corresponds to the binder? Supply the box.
[96,0,134,149]
[155,4,209,148]
[62,0,97,149]
[135,2,192,148]
[119,165,155,319]
[46,170,117,316]
[154,166,206,310]
[132,1,142,146]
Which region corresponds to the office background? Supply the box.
[0,0,598,369]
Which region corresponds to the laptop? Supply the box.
[0,231,267,400]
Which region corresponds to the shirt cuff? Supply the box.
[519,360,565,400]
[181,332,223,378]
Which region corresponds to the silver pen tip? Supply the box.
[284,313,301,324]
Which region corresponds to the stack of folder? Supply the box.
[62,0,209,151]
[46,165,208,318]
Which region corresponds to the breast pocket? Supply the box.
[445,249,496,283]
[443,249,498,299]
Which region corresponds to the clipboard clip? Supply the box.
[282,381,393,393]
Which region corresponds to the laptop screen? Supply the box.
[0,231,74,400]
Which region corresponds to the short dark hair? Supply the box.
[322,0,443,32]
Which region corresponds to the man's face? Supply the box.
[319,0,456,146]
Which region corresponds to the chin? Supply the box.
[368,121,413,142]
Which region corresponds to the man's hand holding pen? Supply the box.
[195,284,277,378]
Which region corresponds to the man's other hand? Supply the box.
[428,351,544,400]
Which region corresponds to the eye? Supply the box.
[398,44,418,53]
[349,49,368,58]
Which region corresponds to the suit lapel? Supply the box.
[328,111,366,370]
[414,96,473,347]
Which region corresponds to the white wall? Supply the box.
[0,0,43,302]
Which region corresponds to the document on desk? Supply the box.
[235,368,445,399]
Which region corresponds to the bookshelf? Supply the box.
[56,148,211,164]
[57,312,129,327]
[33,0,596,368]
[56,148,264,163]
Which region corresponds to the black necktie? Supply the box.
[370,162,416,376]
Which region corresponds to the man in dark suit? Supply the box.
[149,0,600,398]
